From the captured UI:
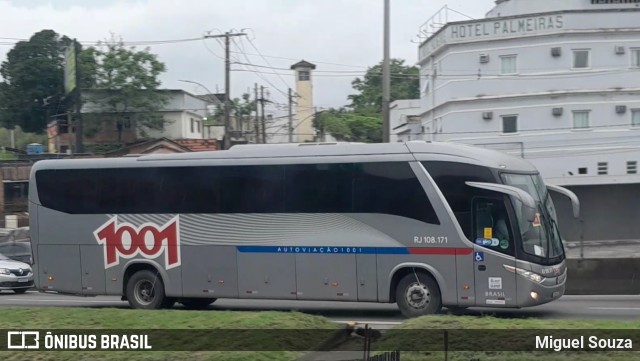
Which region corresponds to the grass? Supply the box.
[0,307,341,361]
[0,151,18,160]
[368,315,640,361]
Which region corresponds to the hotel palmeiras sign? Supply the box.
[420,15,565,60]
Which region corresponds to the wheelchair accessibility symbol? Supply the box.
[474,251,484,262]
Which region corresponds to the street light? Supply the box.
[179,79,227,144]
[178,80,222,106]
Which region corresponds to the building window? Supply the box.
[500,55,517,74]
[298,70,310,81]
[632,109,640,127]
[578,167,588,175]
[573,110,590,129]
[502,115,518,133]
[572,49,590,69]
[631,48,640,68]
[597,162,608,175]
[627,161,637,174]
[190,118,195,133]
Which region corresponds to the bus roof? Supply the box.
[30,141,537,173]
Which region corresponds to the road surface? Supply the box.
[0,291,638,326]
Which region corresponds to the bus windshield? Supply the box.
[501,173,564,262]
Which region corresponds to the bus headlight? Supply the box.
[0,268,10,275]
[503,265,545,283]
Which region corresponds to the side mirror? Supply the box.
[465,182,537,222]
[546,184,580,218]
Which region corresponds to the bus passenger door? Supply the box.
[472,197,517,307]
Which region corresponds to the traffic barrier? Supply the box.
[565,258,640,295]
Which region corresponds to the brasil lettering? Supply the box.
[94,216,181,269]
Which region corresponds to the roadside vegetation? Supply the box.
[368,315,640,361]
[0,307,339,361]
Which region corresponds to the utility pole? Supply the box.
[74,39,84,153]
[288,88,294,143]
[254,83,260,143]
[314,107,323,142]
[260,86,266,144]
[382,0,391,143]
[204,31,246,150]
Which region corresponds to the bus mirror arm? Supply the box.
[465,181,537,222]
[546,184,580,219]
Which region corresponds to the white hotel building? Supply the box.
[392,0,640,243]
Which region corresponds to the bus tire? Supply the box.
[126,270,166,310]
[180,298,217,310]
[395,272,441,318]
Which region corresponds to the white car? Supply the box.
[0,252,33,293]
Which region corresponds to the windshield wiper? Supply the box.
[535,203,554,261]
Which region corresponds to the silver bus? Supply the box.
[28,141,579,317]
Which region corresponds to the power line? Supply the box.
[0,36,206,46]
[228,38,290,100]
[243,37,291,92]
[230,68,420,79]
[228,50,368,69]
[231,61,421,77]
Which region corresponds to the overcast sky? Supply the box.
[0,0,495,111]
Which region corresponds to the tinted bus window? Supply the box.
[284,163,353,213]
[36,162,439,224]
[36,166,286,214]
[353,162,439,225]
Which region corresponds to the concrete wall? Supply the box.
[565,258,640,295]
[551,183,640,242]
[143,112,204,140]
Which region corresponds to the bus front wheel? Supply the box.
[126,270,167,310]
[395,272,441,318]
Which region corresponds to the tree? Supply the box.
[207,93,255,131]
[314,108,382,143]
[312,58,418,143]
[90,35,168,142]
[348,58,420,112]
[0,30,96,133]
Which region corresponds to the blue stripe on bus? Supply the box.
[236,246,410,255]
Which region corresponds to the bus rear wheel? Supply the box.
[180,298,217,310]
[395,272,441,318]
[126,270,166,310]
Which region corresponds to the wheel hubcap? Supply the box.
[134,280,155,305]
[405,282,430,309]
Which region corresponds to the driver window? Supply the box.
[472,197,515,256]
